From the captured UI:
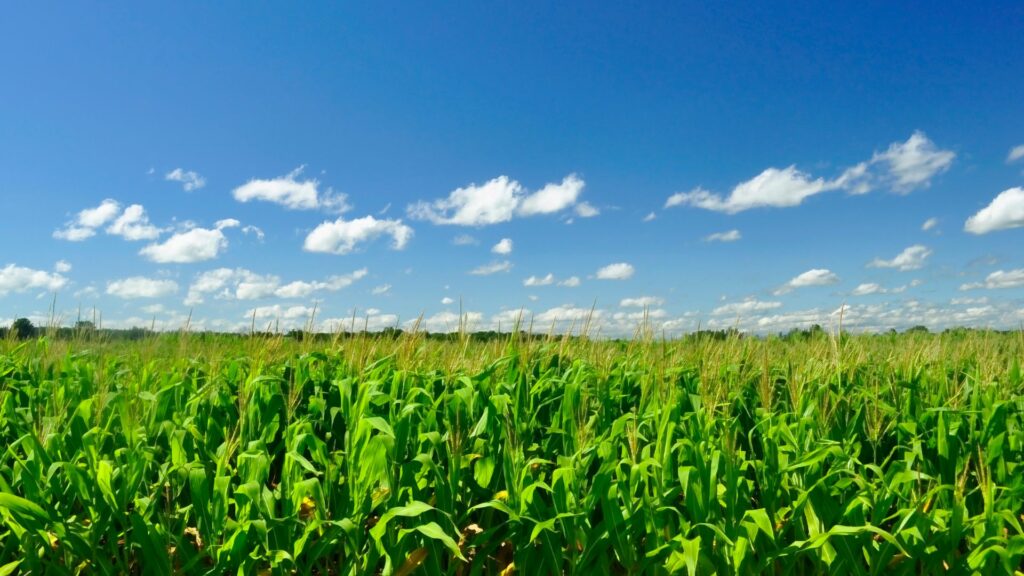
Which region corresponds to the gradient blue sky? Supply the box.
[2,2,1023,335]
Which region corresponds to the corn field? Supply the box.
[1,330,1023,574]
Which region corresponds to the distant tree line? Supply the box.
[0,317,1015,343]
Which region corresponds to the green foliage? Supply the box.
[0,331,1023,574]
[9,318,34,340]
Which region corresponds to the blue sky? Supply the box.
[2,2,1023,335]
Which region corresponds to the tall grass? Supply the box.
[0,330,1022,574]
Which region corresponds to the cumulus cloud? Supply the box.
[165,168,206,191]
[411,311,485,333]
[1008,145,1024,164]
[54,260,72,273]
[441,296,454,305]
[868,245,932,271]
[959,269,1024,291]
[492,238,513,254]
[304,215,413,255]
[704,229,741,242]
[666,168,831,214]
[964,187,1024,234]
[851,283,884,296]
[140,227,228,263]
[620,296,664,307]
[106,277,178,299]
[711,299,782,316]
[869,131,955,192]
[408,174,586,226]
[53,199,122,241]
[517,175,585,217]
[922,217,939,231]
[665,132,953,213]
[106,205,162,240]
[534,305,602,325]
[232,166,349,212]
[596,262,634,280]
[372,284,391,295]
[185,267,368,305]
[523,273,554,287]
[242,225,265,241]
[470,261,512,276]
[523,273,579,287]
[452,234,478,246]
[574,201,600,218]
[0,264,68,296]
[775,268,839,295]
[245,305,317,321]
[274,270,368,299]
[643,212,657,222]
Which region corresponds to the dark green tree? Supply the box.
[11,318,35,340]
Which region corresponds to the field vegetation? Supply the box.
[0,325,1023,574]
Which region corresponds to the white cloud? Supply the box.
[558,276,581,287]
[372,284,391,295]
[964,187,1024,234]
[165,168,206,191]
[185,267,367,305]
[242,225,265,241]
[869,131,954,192]
[492,238,513,255]
[1008,145,1024,163]
[643,212,657,222]
[141,303,167,315]
[620,296,664,307]
[409,176,522,226]
[412,311,485,333]
[275,269,368,299]
[596,262,634,280]
[711,299,782,316]
[140,227,228,263]
[53,226,97,242]
[54,260,72,273]
[523,273,554,287]
[184,268,237,305]
[408,174,586,226]
[704,229,741,242]
[960,269,1024,290]
[534,305,603,326]
[775,268,839,294]
[516,174,585,217]
[470,260,512,276]
[0,264,68,296]
[321,310,401,332]
[245,305,317,321]
[666,168,832,214]
[304,215,413,255]
[574,201,600,218]
[851,283,884,296]
[106,277,178,299]
[665,132,953,213]
[78,199,122,228]
[922,217,939,231]
[452,234,478,246]
[868,245,932,271]
[441,297,454,305]
[53,199,122,241]
[237,273,283,300]
[492,309,531,327]
[232,167,349,212]
[106,204,162,240]
[215,218,241,230]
